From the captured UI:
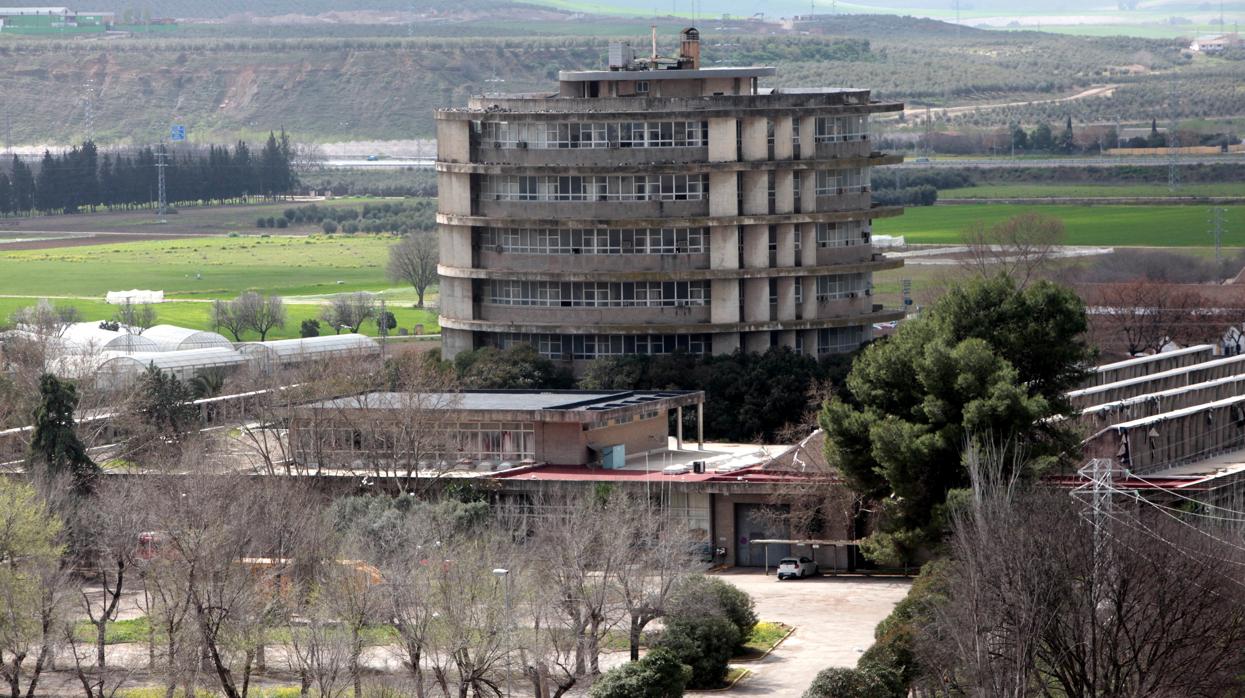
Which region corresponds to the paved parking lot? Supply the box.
[703,571,912,697]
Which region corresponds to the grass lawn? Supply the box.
[0,297,440,340]
[941,183,1245,199]
[874,204,1245,247]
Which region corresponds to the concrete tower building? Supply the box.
[436,28,904,368]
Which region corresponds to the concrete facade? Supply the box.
[436,28,904,366]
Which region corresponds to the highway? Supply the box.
[322,158,434,169]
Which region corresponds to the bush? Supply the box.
[705,578,758,646]
[322,219,338,234]
[275,217,288,229]
[803,666,898,698]
[300,319,321,338]
[342,220,359,234]
[266,216,277,228]
[256,217,267,228]
[589,648,691,698]
[667,576,757,651]
[656,615,739,689]
[283,208,297,221]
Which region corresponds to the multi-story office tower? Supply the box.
[436,28,904,368]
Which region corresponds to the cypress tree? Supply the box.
[29,373,100,497]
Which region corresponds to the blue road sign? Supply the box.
[170,125,186,142]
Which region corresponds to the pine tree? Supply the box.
[29,373,100,497]
[0,172,12,216]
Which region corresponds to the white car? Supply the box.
[776,556,818,580]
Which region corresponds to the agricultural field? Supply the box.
[874,204,1245,246]
[0,232,439,340]
[939,183,1245,199]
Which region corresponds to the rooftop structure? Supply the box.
[142,325,235,352]
[0,6,114,32]
[435,28,904,370]
[59,322,160,353]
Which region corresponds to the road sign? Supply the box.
[170,125,186,142]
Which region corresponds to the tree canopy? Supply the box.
[820,275,1091,563]
[28,374,99,497]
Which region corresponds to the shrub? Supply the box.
[256,217,267,228]
[803,666,898,698]
[656,615,739,689]
[322,219,338,234]
[283,208,297,221]
[300,319,321,338]
[342,220,359,234]
[589,648,691,698]
[667,576,757,651]
[275,217,288,229]
[266,216,277,228]
[706,578,758,646]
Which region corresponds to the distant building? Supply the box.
[435,27,905,370]
[0,7,115,33]
[1189,33,1243,52]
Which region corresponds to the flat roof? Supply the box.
[559,66,776,82]
[302,389,704,420]
[1089,344,1213,374]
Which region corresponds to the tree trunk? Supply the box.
[350,626,363,698]
[629,617,642,662]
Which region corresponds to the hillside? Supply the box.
[0,17,1203,146]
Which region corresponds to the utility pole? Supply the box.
[155,143,168,216]
[1210,207,1227,264]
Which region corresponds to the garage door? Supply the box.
[734,503,790,567]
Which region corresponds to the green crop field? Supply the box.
[940,183,1245,200]
[874,204,1245,247]
[0,234,402,298]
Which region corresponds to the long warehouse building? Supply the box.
[435,28,905,368]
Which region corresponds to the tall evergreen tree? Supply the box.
[10,155,35,213]
[0,172,12,216]
[34,150,59,212]
[29,373,100,497]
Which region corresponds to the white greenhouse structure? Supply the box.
[94,348,249,389]
[142,325,235,352]
[238,334,380,371]
[59,323,160,353]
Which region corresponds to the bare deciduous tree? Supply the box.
[320,293,377,335]
[960,212,1066,289]
[112,302,157,335]
[387,233,439,309]
[1091,280,1212,357]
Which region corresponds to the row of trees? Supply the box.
[0,133,296,216]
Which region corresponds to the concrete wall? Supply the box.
[585,414,668,458]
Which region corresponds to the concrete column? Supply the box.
[743,331,770,353]
[773,115,794,160]
[708,117,738,163]
[436,119,471,163]
[713,332,740,354]
[441,328,474,361]
[439,277,475,322]
[741,171,767,215]
[802,329,820,357]
[774,170,794,215]
[697,402,704,449]
[439,224,473,268]
[798,115,817,160]
[710,225,740,270]
[740,117,768,161]
[676,405,684,450]
[743,278,769,323]
[742,225,768,269]
[709,171,738,217]
[776,276,796,320]
[776,224,795,267]
[711,279,740,324]
[800,169,817,212]
[801,223,818,267]
[437,172,473,216]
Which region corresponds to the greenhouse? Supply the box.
[238,334,380,371]
[143,325,235,352]
[59,322,160,353]
[95,347,249,389]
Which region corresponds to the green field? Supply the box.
[940,183,1245,200]
[874,204,1245,247]
[0,233,440,339]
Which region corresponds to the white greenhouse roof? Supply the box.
[1067,353,1245,400]
[1089,344,1213,374]
[59,322,159,353]
[97,347,248,374]
[238,334,380,363]
[1081,373,1245,417]
[142,325,234,352]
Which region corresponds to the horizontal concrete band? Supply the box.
[295,393,704,424]
[437,102,903,122]
[438,309,905,336]
[436,205,904,229]
[437,257,902,282]
[436,153,902,175]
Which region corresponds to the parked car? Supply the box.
[776,556,818,580]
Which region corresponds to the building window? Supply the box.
[488,281,710,308]
[481,174,708,202]
[814,168,869,196]
[814,273,866,301]
[635,81,650,94]
[478,119,705,148]
[817,325,866,354]
[815,221,867,248]
[480,227,706,255]
[813,115,868,143]
[490,333,712,360]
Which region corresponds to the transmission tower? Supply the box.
[1211,207,1227,264]
[155,144,168,216]
[1072,458,1118,603]
[1167,82,1180,192]
[82,79,95,141]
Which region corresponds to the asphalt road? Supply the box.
[891,154,1243,168]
